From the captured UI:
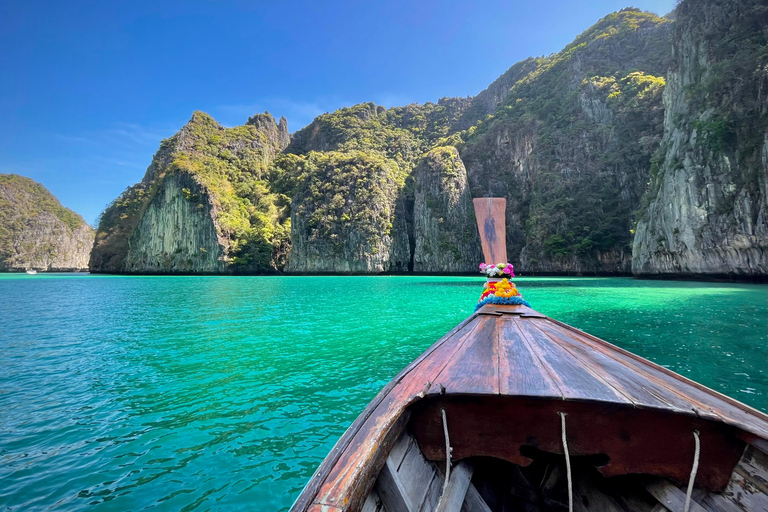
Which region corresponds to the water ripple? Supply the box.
[0,274,765,511]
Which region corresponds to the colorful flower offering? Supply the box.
[475,277,530,311]
[479,262,515,278]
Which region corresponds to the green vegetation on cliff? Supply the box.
[0,174,93,271]
[94,4,764,276]
[91,112,290,273]
[285,151,404,259]
[454,8,670,272]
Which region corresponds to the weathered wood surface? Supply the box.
[472,198,507,265]
[434,461,474,512]
[410,395,745,490]
[646,480,709,512]
[291,304,768,512]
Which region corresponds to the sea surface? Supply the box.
[0,274,765,511]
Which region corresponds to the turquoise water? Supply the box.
[0,275,765,511]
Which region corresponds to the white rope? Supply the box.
[440,408,452,498]
[558,412,573,512]
[684,430,701,512]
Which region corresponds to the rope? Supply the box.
[435,408,452,510]
[684,430,701,512]
[558,412,573,512]
[441,408,452,493]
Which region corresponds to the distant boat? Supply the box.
[291,198,768,512]
[25,269,37,275]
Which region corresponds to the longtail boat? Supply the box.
[291,198,768,512]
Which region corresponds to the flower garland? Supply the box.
[479,262,515,278]
[474,277,531,311]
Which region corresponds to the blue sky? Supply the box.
[0,0,675,225]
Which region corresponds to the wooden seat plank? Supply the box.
[376,457,415,512]
[435,461,474,512]
[498,320,563,398]
[515,318,632,404]
[397,437,438,509]
[646,480,708,512]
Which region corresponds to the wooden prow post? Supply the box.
[473,198,507,264]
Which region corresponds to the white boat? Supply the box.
[25,269,37,275]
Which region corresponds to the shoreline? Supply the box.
[13,269,762,284]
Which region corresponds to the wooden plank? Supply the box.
[419,471,442,512]
[498,319,562,398]
[435,461,475,512]
[376,457,415,512]
[433,316,499,395]
[751,438,768,454]
[545,317,768,436]
[699,493,745,512]
[515,318,632,404]
[389,431,413,471]
[537,321,696,411]
[714,444,768,512]
[571,469,626,512]
[646,480,708,512]
[473,197,507,264]
[361,490,383,512]
[462,484,493,512]
[397,435,438,509]
[305,506,342,512]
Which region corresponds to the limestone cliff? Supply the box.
[94,6,764,277]
[413,147,481,272]
[0,174,94,271]
[632,0,768,277]
[460,9,671,274]
[90,111,290,274]
[285,151,409,273]
[278,99,470,273]
[123,173,225,273]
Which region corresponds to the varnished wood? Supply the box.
[498,320,562,398]
[431,316,499,396]
[516,318,630,404]
[410,395,745,491]
[472,198,507,264]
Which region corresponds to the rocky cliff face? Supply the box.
[285,151,409,273]
[0,174,94,271]
[90,111,290,274]
[93,5,764,278]
[632,0,768,277]
[279,100,470,273]
[459,9,671,274]
[413,147,481,272]
[123,173,225,273]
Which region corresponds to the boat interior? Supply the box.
[363,399,768,512]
